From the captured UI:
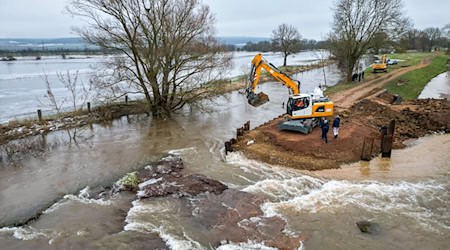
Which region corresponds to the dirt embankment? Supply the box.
[234,93,450,171]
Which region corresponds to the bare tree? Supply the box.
[272,23,302,66]
[399,29,423,51]
[40,70,91,116]
[443,23,450,54]
[313,49,330,87]
[327,0,411,82]
[58,70,91,111]
[423,27,442,51]
[67,0,232,118]
[41,73,65,116]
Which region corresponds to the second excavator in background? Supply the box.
[245,53,333,134]
[371,54,388,73]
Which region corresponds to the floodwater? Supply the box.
[1,55,449,249]
[419,71,450,99]
[0,51,326,123]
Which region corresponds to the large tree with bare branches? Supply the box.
[67,0,232,117]
[328,0,411,81]
[272,23,302,66]
[444,23,450,54]
[423,27,442,51]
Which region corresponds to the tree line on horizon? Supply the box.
[232,24,450,54]
[23,0,450,119]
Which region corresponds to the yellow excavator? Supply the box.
[371,54,387,73]
[246,53,334,134]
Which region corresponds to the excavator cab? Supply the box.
[287,94,312,118]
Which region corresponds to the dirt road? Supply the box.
[331,58,430,109]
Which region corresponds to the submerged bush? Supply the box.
[116,171,139,191]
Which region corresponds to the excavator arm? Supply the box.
[246,53,301,106]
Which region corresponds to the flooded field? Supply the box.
[0,51,328,123]
[419,71,450,99]
[1,53,449,249]
[1,80,449,249]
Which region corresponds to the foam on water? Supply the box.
[138,177,163,189]
[168,147,198,155]
[226,152,300,180]
[226,153,449,233]
[63,186,114,206]
[42,186,111,215]
[0,226,57,241]
[124,199,174,233]
[42,199,67,214]
[124,199,205,249]
[159,229,205,250]
[242,176,325,202]
[216,240,295,250]
[258,179,449,233]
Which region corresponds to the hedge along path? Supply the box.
[330,56,431,110]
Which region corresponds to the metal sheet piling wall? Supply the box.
[381,120,396,158]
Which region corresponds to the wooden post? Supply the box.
[87,102,91,113]
[244,121,250,131]
[380,120,395,158]
[224,141,233,155]
[125,95,128,104]
[37,109,42,121]
[360,139,367,160]
[237,127,244,137]
[360,137,375,161]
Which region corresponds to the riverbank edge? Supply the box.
[0,59,335,146]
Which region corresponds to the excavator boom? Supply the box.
[246,54,300,106]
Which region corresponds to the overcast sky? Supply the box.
[0,0,449,39]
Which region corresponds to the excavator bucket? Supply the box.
[247,92,269,107]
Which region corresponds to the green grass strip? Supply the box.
[385,54,449,100]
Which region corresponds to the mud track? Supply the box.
[331,58,430,109]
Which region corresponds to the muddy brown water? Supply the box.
[1,68,449,249]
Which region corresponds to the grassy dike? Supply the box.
[384,53,449,99]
